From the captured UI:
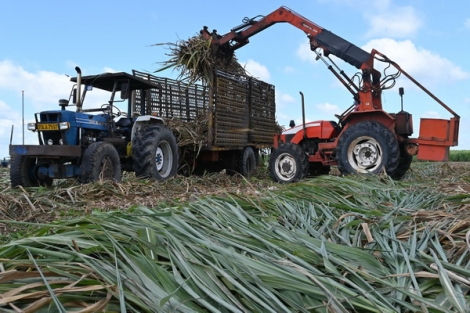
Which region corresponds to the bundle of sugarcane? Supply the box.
[166,115,209,148]
[1,174,469,312]
[155,35,246,84]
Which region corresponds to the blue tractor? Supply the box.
[9,67,179,187]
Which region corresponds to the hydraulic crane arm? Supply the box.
[201,6,387,111]
[200,6,373,71]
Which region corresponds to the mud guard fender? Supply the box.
[341,111,396,135]
[131,116,165,142]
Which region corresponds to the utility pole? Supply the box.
[22,90,24,145]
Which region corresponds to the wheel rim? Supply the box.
[347,136,383,173]
[155,140,173,178]
[274,152,297,181]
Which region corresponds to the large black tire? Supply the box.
[269,143,309,183]
[132,124,178,181]
[10,156,44,187]
[254,148,261,166]
[237,147,256,177]
[79,141,121,183]
[390,144,412,180]
[336,121,399,176]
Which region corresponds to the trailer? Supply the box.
[132,69,277,176]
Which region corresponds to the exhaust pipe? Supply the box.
[299,91,307,139]
[75,66,82,112]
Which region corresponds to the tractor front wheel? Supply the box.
[132,124,178,181]
[336,121,399,176]
[79,142,122,183]
[10,156,52,187]
[269,143,309,183]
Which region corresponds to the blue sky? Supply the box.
[1,0,469,158]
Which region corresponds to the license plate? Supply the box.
[37,123,59,131]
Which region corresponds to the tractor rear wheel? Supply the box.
[132,124,178,181]
[269,143,309,183]
[336,121,399,176]
[10,156,52,187]
[79,141,121,183]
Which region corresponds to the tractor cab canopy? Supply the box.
[68,71,163,114]
[66,71,162,116]
[70,71,162,93]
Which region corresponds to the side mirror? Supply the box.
[121,83,130,99]
[72,88,77,104]
[289,120,295,128]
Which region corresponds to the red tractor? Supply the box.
[201,6,459,183]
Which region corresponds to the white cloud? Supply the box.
[0,100,21,141]
[318,0,421,38]
[0,60,73,109]
[275,91,295,112]
[316,102,342,115]
[296,41,317,65]
[362,38,470,85]
[279,93,295,104]
[0,100,21,120]
[365,6,422,38]
[274,91,297,128]
[0,99,37,151]
[242,59,270,82]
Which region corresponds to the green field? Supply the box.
[450,150,470,162]
[0,162,469,312]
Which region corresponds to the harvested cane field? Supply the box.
[0,161,470,312]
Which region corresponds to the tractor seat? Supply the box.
[115,117,132,128]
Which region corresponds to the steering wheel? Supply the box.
[101,104,122,118]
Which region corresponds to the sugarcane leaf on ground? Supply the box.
[0,170,470,311]
[431,250,470,313]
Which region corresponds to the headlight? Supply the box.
[59,122,70,130]
[27,123,37,131]
[47,139,53,145]
[59,139,63,145]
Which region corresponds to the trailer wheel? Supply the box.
[79,141,121,183]
[132,124,178,181]
[269,143,309,183]
[237,147,256,177]
[254,148,261,166]
[10,156,52,187]
[390,144,412,180]
[336,121,399,176]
